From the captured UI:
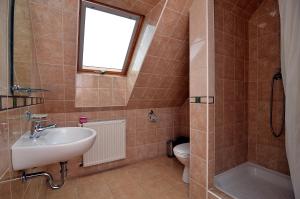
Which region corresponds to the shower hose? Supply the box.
[270,71,285,138]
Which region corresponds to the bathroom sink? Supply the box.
[11,127,97,171]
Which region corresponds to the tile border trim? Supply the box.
[0,95,44,111]
[190,96,214,104]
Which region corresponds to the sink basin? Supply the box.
[12,127,97,170]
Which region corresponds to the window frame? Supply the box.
[77,0,144,76]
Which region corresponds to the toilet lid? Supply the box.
[173,143,190,157]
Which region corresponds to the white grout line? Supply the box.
[208,189,223,199]
[206,0,209,197]
[0,168,9,182]
[206,0,216,198]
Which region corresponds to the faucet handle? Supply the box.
[33,119,48,128]
[30,119,47,132]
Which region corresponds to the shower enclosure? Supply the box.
[213,0,298,198]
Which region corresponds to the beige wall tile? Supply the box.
[190,179,207,199]
[190,155,207,186]
[76,74,98,88]
[35,38,63,65]
[246,0,288,174]
[189,0,207,45]
[76,88,99,107]
[0,121,9,178]
[99,89,112,107]
[112,89,126,106]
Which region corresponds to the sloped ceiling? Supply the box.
[93,0,161,15]
[27,0,267,113]
[126,0,192,108]
[72,0,191,110]
[90,0,192,109]
[74,0,166,108]
[125,0,264,108]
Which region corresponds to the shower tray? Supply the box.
[214,162,294,199]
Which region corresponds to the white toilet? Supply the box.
[173,143,190,183]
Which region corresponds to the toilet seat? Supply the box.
[173,143,190,158]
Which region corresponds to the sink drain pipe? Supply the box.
[21,162,68,190]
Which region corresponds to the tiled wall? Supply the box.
[175,99,190,138]
[0,1,47,198]
[214,0,288,177]
[0,0,191,198]
[189,0,215,198]
[0,105,188,198]
[127,0,191,108]
[92,0,162,16]
[75,0,191,109]
[214,0,252,174]
[25,0,190,180]
[45,107,181,178]
[27,0,189,110]
[247,0,288,174]
[28,0,78,113]
[76,74,127,107]
[76,0,167,108]
[209,0,288,198]
[1,0,189,181]
[0,106,47,199]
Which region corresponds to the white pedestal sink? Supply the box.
[12,127,97,171]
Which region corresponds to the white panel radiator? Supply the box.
[82,120,126,167]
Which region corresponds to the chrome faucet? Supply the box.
[30,120,57,139]
[26,112,57,139]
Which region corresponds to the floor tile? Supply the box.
[45,156,189,199]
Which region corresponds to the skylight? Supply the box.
[78,1,143,75]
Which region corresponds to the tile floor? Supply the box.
[46,157,189,199]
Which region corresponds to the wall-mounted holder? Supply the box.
[148,110,159,123]
[0,95,44,111]
[11,85,49,94]
[190,96,214,104]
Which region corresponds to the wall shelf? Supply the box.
[11,85,49,94]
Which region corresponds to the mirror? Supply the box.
[0,0,10,95]
[10,0,43,95]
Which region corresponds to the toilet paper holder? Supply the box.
[148,110,159,123]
